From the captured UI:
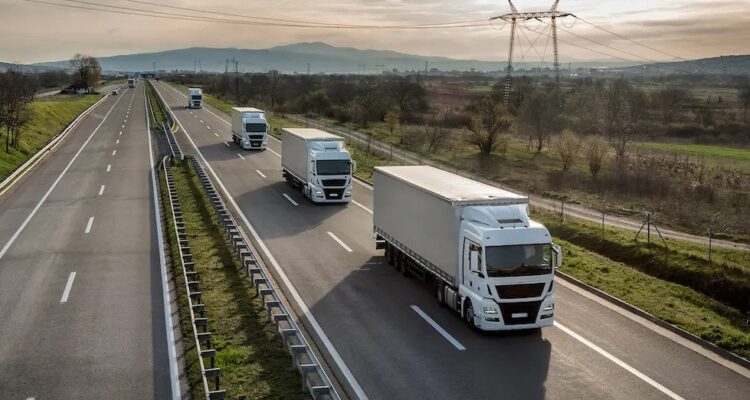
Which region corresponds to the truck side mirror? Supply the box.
[470,251,479,273]
[553,244,562,268]
[351,160,357,174]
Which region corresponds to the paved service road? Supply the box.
[0,82,175,398]
[154,81,749,400]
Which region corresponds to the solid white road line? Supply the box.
[106,164,111,172]
[144,90,182,399]
[236,153,245,160]
[255,170,267,179]
[0,89,128,262]
[267,148,281,158]
[157,82,365,400]
[112,150,117,156]
[98,185,105,196]
[59,272,77,303]
[327,232,353,252]
[283,193,299,206]
[555,322,684,400]
[224,142,230,147]
[352,200,372,214]
[411,305,466,351]
[84,216,94,233]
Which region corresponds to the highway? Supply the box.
[0,82,176,398]
[153,80,750,400]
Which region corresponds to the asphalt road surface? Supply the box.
[153,80,750,400]
[0,82,175,398]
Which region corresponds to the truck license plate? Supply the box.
[511,312,528,319]
[329,193,338,197]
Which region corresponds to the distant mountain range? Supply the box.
[28,42,640,74]
[5,42,749,75]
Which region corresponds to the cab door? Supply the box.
[461,238,482,288]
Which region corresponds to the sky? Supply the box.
[1,0,749,64]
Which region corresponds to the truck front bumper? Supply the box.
[474,295,555,331]
[309,184,352,203]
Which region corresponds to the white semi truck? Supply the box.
[187,87,203,108]
[127,78,135,88]
[373,165,561,331]
[281,128,354,203]
[231,107,268,150]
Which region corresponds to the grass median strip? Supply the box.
[146,80,168,128]
[160,159,306,399]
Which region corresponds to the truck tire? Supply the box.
[385,244,394,266]
[435,282,445,307]
[399,253,410,277]
[465,301,478,330]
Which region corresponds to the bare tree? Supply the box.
[384,108,400,137]
[738,84,750,122]
[465,96,512,155]
[0,69,35,152]
[651,87,689,124]
[585,135,609,178]
[353,76,381,127]
[605,79,645,158]
[554,130,581,172]
[516,89,563,153]
[69,54,101,91]
[566,78,605,135]
[423,113,449,153]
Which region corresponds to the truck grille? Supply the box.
[323,188,345,200]
[322,179,347,187]
[499,301,542,325]
[495,283,546,299]
[249,134,265,140]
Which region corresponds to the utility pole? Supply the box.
[376,64,385,74]
[491,0,573,104]
[307,63,311,75]
[233,58,239,106]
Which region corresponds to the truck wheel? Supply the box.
[435,283,445,307]
[385,245,394,266]
[465,301,478,330]
[399,254,410,277]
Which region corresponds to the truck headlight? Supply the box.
[314,190,323,196]
[543,303,555,312]
[483,306,498,315]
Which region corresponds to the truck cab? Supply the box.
[452,204,559,330]
[127,78,135,88]
[188,88,203,109]
[231,107,268,150]
[305,141,354,202]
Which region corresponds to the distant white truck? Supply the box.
[373,165,561,331]
[281,128,354,203]
[127,78,135,88]
[187,87,203,108]
[231,107,268,150]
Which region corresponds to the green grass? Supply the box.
[160,160,306,399]
[637,142,750,164]
[145,80,168,128]
[557,237,750,359]
[534,209,750,313]
[0,94,103,181]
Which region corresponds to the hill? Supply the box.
[626,55,750,75]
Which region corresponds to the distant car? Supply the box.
[111,89,118,95]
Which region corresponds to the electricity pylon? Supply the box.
[491,0,573,103]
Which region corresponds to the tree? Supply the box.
[386,76,426,117]
[566,78,606,136]
[384,108,400,137]
[554,130,581,172]
[69,54,101,91]
[423,113,449,153]
[651,87,689,124]
[353,76,382,127]
[584,135,608,178]
[605,79,645,158]
[738,84,750,122]
[516,89,564,153]
[0,69,36,152]
[465,96,512,155]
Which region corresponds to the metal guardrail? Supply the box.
[164,121,184,160]
[162,156,226,400]
[188,156,339,400]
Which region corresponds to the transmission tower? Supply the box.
[491,0,573,103]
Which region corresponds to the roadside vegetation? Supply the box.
[145,80,168,128]
[168,72,750,243]
[159,159,306,399]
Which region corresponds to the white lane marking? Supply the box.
[0,88,128,262]
[255,170,266,178]
[327,231,353,253]
[121,124,125,129]
[106,164,111,172]
[236,153,245,160]
[224,142,230,147]
[555,322,684,400]
[206,125,211,129]
[352,200,372,214]
[199,119,204,123]
[411,305,466,351]
[112,150,117,156]
[157,81,365,399]
[143,90,182,399]
[98,185,105,196]
[84,216,94,233]
[116,139,120,145]
[60,272,77,303]
[124,119,127,123]
[26,397,35,400]
[119,130,122,135]
[267,148,281,158]
[282,193,298,206]
[213,132,219,137]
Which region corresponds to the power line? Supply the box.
[557,25,657,62]
[574,16,687,61]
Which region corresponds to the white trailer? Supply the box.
[281,128,354,203]
[231,107,268,150]
[127,78,135,88]
[187,87,203,108]
[373,165,560,331]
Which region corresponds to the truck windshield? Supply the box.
[245,123,266,133]
[316,160,351,176]
[484,244,552,277]
[191,95,202,100]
